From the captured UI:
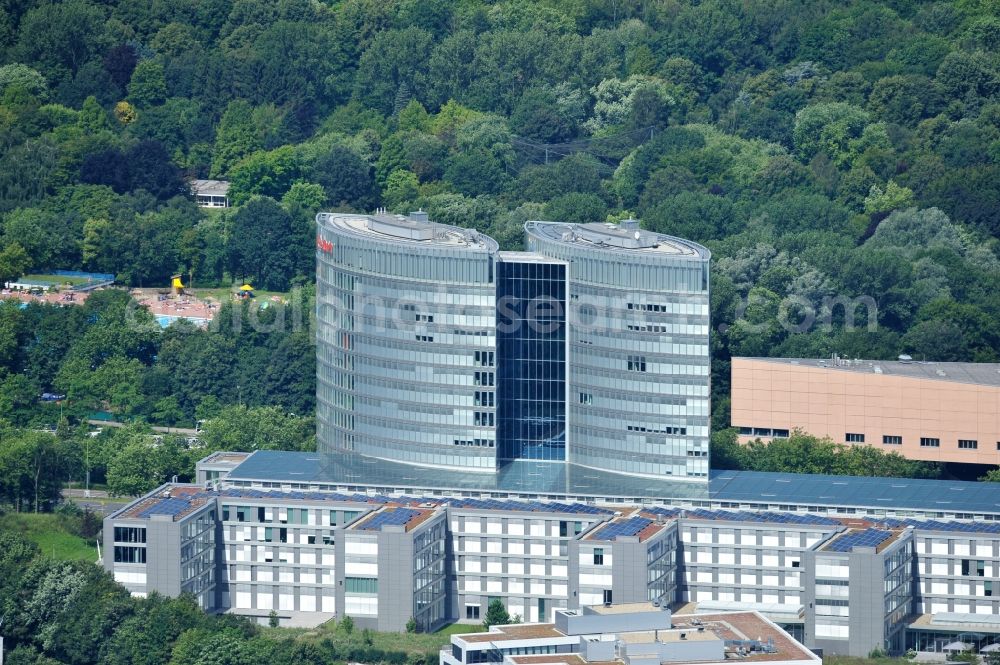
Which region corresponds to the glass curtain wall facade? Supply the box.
[316,213,712,484]
[496,259,567,462]
[526,221,712,480]
[316,213,499,471]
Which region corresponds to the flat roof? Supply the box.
[710,470,1000,515]
[349,505,437,532]
[507,655,617,665]
[588,602,663,615]
[497,251,566,264]
[525,221,709,260]
[318,212,499,252]
[225,450,711,502]
[199,451,252,465]
[672,612,820,663]
[739,356,1000,387]
[461,612,817,663]
[820,527,903,553]
[910,613,1000,634]
[222,451,1000,515]
[586,516,666,542]
[459,624,566,643]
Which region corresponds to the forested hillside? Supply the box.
[1,0,1000,432]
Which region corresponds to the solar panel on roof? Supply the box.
[359,507,421,531]
[826,528,892,552]
[591,516,653,541]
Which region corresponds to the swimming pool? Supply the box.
[156,314,210,328]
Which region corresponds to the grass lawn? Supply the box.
[434,623,482,636]
[22,273,92,286]
[0,512,98,562]
[286,621,483,654]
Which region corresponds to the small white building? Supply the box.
[191,180,230,208]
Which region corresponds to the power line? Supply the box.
[509,125,658,172]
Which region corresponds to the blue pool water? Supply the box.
[156,314,209,328]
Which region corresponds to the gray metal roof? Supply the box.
[222,451,1000,515]
[742,356,1000,387]
[710,470,1000,514]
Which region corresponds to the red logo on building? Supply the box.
[316,236,334,253]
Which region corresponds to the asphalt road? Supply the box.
[61,488,131,515]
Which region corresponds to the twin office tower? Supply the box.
[315,211,711,487]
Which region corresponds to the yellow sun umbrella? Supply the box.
[239,284,254,292]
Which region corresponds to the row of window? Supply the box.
[846,433,991,450]
[114,526,146,543]
[454,439,495,447]
[749,430,993,450]
[737,427,789,438]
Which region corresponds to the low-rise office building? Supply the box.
[731,356,1000,466]
[442,604,820,665]
[103,464,1000,657]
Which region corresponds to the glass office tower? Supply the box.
[525,220,712,479]
[316,212,500,472]
[316,213,711,485]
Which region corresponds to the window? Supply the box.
[603,589,613,605]
[920,437,940,447]
[846,433,865,443]
[466,605,480,620]
[345,577,378,594]
[627,355,647,372]
[958,439,978,449]
[579,393,592,404]
[114,546,146,564]
[961,560,986,576]
[474,411,495,427]
[772,429,789,438]
[987,581,994,597]
[113,527,146,543]
[883,435,902,445]
[475,391,495,407]
[593,548,604,565]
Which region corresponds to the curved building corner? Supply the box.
[525,220,711,480]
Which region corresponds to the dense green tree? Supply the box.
[312,145,376,210]
[211,100,262,177]
[198,405,314,452]
[228,146,302,205]
[0,241,30,283]
[227,197,305,290]
[106,432,189,496]
[127,60,167,108]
